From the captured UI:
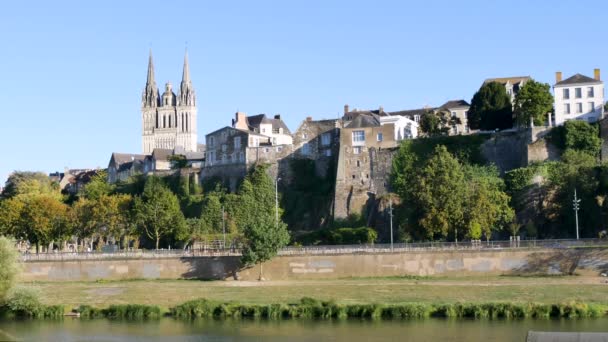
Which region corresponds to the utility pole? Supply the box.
[573,188,581,240]
[389,196,393,252]
[222,206,226,249]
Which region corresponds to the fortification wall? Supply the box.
[20,248,608,282]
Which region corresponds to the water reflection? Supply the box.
[0,317,607,342]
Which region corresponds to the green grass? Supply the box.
[19,276,608,310]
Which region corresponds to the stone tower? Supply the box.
[142,50,198,154]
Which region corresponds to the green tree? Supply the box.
[20,195,71,253]
[552,120,602,156]
[513,79,554,127]
[169,155,188,169]
[412,145,467,240]
[420,109,461,136]
[240,214,290,280]
[0,198,26,238]
[133,177,187,249]
[1,171,59,200]
[468,81,513,130]
[80,170,114,200]
[0,236,20,301]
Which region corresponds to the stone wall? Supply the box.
[20,248,608,282]
[481,131,529,174]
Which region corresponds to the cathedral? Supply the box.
[141,50,198,154]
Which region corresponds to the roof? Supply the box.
[269,118,292,134]
[439,99,470,110]
[184,151,205,160]
[484,76,531,85]
[245,113,292,135]
[111,153,147,166]
[555,73,602,86]
[151,148,173,161]
[345,113,381,128]
[389,108,434,117]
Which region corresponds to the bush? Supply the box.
[6,287,42,317]
[104,304,161,320]
[0,236,21,301]
[295,227,377,245]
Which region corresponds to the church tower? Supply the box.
[141,50,198,154]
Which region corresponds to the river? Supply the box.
[0,318,607,341]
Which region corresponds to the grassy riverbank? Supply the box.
[20,275,608,308]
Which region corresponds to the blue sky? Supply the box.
[1,0,607,183]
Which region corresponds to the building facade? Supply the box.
[141,51,198,154]
[553,69,604,126]
[484,76,531,103]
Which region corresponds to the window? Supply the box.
[325,149,332,157]
[215,152,220,161]
[356,160,361,167]
[589,102,595,112]
[209,136,215,147]
[564,103,571,114]
[276,146,283,152]
[414,115,420,122]
[301,143,311,155]
[587,87,594,98]
[451,111,457,117]
[239,152,245,162]
[352,130,365,144]
[221,144,227,152]
[576,103,583,113]
[234,136,241,148]
[377,133,383,142]
[563,88,570,99]
[208,151,215,163]
[321,133,331,146]
[222,155,226,163]
[272,128,280,134]
[575,88,582,99]
[302,133,308,139]
[353,146,362,154]
[264,147,270,153]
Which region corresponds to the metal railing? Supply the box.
[20,238,606,262]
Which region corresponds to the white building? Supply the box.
[438,100,471,135]
[553,69,604,126]
[484,76,531,103]
[378,114,419,140]
[232,112,293,145]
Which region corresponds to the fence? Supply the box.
[20,238,607,262]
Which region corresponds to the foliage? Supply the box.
[513,79,554,127]
[282,159,335,231]
[72,194,133,249]
[0,236,20,301]
[0,198,26,237]
[104,304,161,319]
[19,195,71,252]
[5,287,42,317]
[294,227,377,245]
[419,109,461,136]
[80,170,114,200]
[169,154,188,169]
[240,214,290,267]
[549,120,601,156]
[1,171,59,200]
[132,176,187,249]
[468,81,513,130]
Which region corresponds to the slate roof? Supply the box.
[151,148,173,161]
[439,99,470,109]
[184,151,205,160]
[345,113,381,128]
[111,153,147,166]
[389,108,434,117]
[555,73,602,86]
[484,76,531,85]
[245,113,292,135]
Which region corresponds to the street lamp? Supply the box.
[573,188,581,240]
[222,206,226,249]
[275,177,281,229]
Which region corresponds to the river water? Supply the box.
[0,318,607,341]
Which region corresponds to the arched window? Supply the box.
[181,113,184,132]
[155,112,159,128]
[163,115,166,128]
[175,113,178,129]
[168,115,172,128]
[186,115,189,132]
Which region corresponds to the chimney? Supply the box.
[379,105,384,113]
[555,71,562,83]
[274,114,281,120]
[306,116,312,121]
[594,68,601,81]
[344,104,349,114]
[234,112,248,130]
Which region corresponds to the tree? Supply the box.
[20,195,71,253]
[513,79,554,127]
[169,155,188,169]
[133,177,187,249]
[561,120,601,156]
[468,81,513,130]
[80,170,114,200]
[1,171,58,200]
[73,194,133,249]
[419,109,461,136]
[0,198,26,238]
[411,145,467,240]
[240,214,290,280]
[0,236,20,301]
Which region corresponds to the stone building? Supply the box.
[232,112,293,145]
[437,99,471,135]
[553,69,604,126]
[483,76,531,103]
[334,113,398,219]
[108,153,146,183]
[141,50,198,154]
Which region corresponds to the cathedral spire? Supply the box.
[146,49,156,87]
[142,49,159,108]
[179,49,195,106]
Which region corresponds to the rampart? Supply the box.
[20,246,608,282]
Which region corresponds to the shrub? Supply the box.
[104,304,161,319]
[0,236,21,301]
[6,287,42,317]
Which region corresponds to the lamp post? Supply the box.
[573,188,581,240]
[389,195,394,252]
[222,206,226,249]
[275,177,281,229]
